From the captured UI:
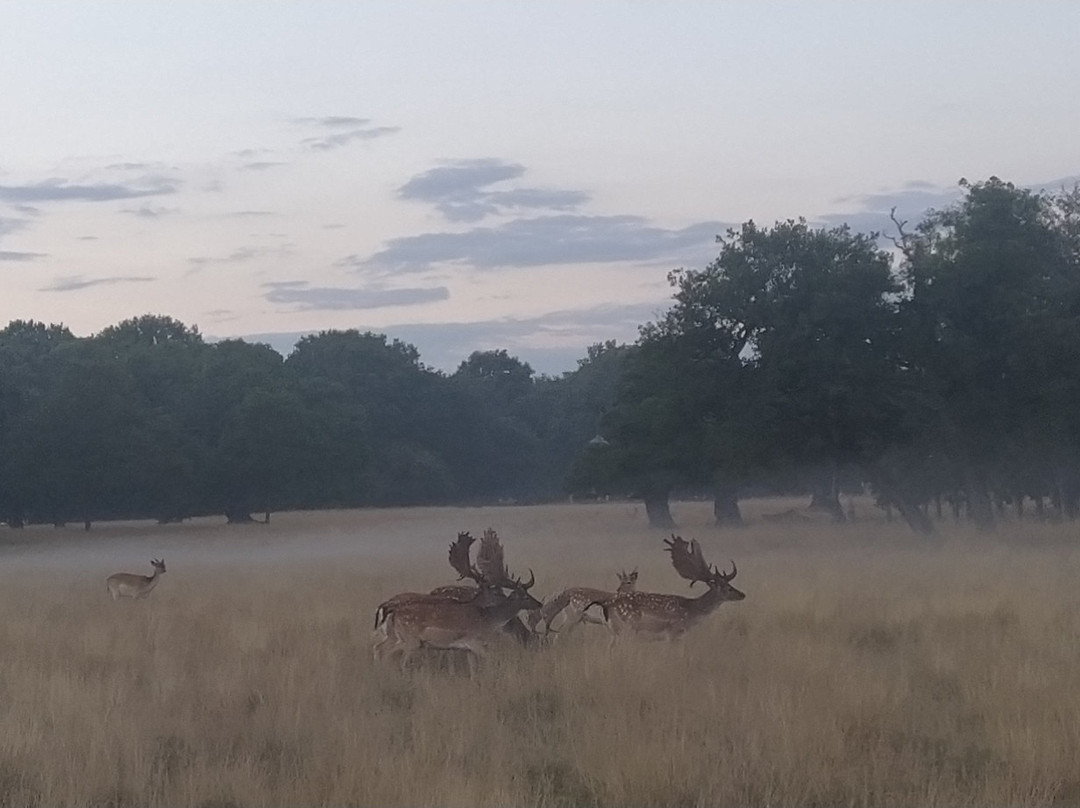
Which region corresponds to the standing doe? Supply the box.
[106,558,167,600]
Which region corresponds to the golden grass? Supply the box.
[1,500,1079,807]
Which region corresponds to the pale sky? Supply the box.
[2,3,1078,374]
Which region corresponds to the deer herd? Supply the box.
[371,528,745,672]
[107,529,744,674]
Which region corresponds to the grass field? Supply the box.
[1,499,1079,807]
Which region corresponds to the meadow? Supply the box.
[1,500,1079,808]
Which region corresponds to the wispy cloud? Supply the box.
[0,177,178,204]
[239,161,287,172]
[187,244,294,269]
[817,175,1080,237]
[293,115,401,151]
[121,204,179,218]
[0,216,29,237]
[356,214,726,274]
[0,250,45,261]
[302,127,401,151]
[262,280,448,311]
[292,116,373,128]
[39,275,155,292]
[399,158,590,222]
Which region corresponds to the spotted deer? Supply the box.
[531,569,638,636]
[372,529,538,661]
[594,536,744,639]
[106,558,167,600]
[374,570,541,674]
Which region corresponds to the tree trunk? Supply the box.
[963,468,995,532]
[808,462,844,522]
[863,461,936,537]
[642,488,676,529]
[713,481,743,526]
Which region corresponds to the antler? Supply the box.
[664,535,714,586]
[509,568,535,591]
[448,531,482,583]
[477,527,511,585]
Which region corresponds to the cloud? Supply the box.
[816,175,1080,238]
[39,275,155,292]
[261,280,448,311]
[0,217,29,237]
[187,244,294,269]
[0,250,45,261]
[240,161,286,172]
[0,177,178,204]
[398,158,590,222]
[293,116,373,128]
[357,214,726,274]
[302,126,401,151]
[121,204,179,218]
[292,116,401,151]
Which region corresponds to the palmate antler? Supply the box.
[664,535,736,587]
[448,528,535,591]
[448,531,482,584]
[476,527,509,584]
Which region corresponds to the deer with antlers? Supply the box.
[530,569,638,636]
[593,536,744,640]
[372,529,542,670]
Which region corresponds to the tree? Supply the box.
[895,178,1080,530]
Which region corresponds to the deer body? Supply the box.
[377,587,542,673]
[372,529,541,671]
[106,559,166,600]
[597,537,744,640]
[537,570,637,635]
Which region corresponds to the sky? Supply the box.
[2,3,1078,375]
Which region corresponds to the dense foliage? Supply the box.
[2,178,1079,532]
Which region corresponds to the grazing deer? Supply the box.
[594,536,744,640]
[532,569,638,636]
[106,558,167,600]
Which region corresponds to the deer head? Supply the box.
[664,535,743,601]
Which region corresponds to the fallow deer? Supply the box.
[106,558,167,600]
[532,569,638,636]
[594,536,744,640]
[371,529,538,660]
[375,570,542,674]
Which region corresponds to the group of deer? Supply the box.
[371,528,542,674]
[371,528,745,673]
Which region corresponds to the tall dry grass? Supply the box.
[1,500,1079,807]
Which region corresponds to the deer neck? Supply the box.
[686,585,725,616]
[480,595,529,625]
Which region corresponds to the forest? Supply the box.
[2,177,1079,535]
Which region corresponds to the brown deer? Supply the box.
[531,569,638,636]
[594,536,744,640]
[375,570,542,674]
[106,558,167,600]
[372,529,539,661]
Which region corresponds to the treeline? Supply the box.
[2,177,1078,533]
[571,178,1080,533]
[0,316,628,527]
